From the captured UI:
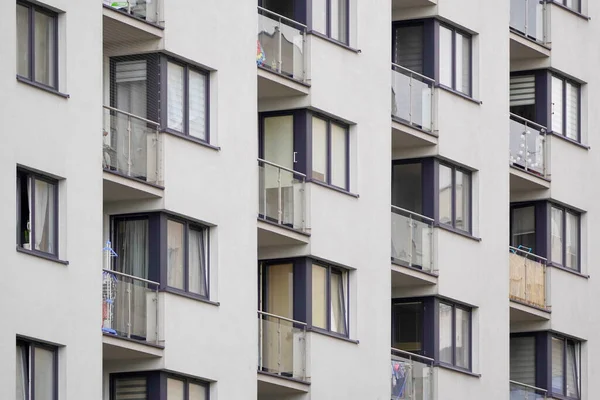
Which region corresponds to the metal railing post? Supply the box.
[300,180,306,231]
[408,213,414,267]
[154,286,159,345]
[408,73,414,125]
[276,20,283,73]
[127,115,132,177]
[542,129,548,178]
[430,82,435,131]
[524,0,529,37]
[277,167,283,224]
[524,124,529,173]
[429,226,434,272]
[126,278,132,338]
[277,318,282,375]
[524,256,529,303]
[154,129,159,184]
[301,30,307,81]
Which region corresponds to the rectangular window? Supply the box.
[311,262,349,336]
[438,24,472,96]
[111,373,208,400]
[438,302,471,370]
[560,0,581,12]
[17,169,58,256]
[314,0,349,44]
[392,302,423,354]
[511,206,536,253]
[510,74,536,122]
[16,339,57,400]
[311,116,349,190]
[167,219,208,297]
[393,24,424,74]
[510,336,536,387]
[438,163,471,233]
[551,336,580,398]
[166,60,209,142]
[167,376,208,400]
[114,377,147,400]
[551,75,580,141]
[16,1,58,89]
[550,205,580,271]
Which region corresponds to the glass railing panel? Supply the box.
[509,247,548,309]
[509,114,547,178]
[257,311,307,381]
[258,159,307,231]
[510,381,547,399]
[391,206,435,273]
[103,0,160,24]
[103,106,161,184]
[510,0,547,43]
[391,349,434,400]
[102,269,160,344]
[257,7,306,81]
[391,64,434,132]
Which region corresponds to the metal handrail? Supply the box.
[510,380,548,393]
[257,6,307,29]
[257,158,307,178]
[102,269,160,286]
[391,63,436,84]
[257,310,308,326]
[391,205,435,223]
[103,105,160,127]
[509,113,547,133]
[391,347,435,363]
[509,246,547,262]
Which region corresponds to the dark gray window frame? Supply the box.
[16,338,59,400]
[436,161,472,234]
[550,335,581,400]
[310,113,350,191]
[110,212,210,301]
[438,301,472,371]
[323,0,350,45]
[110,371,210,400]
[553,0,582,13]
[16,168,59,257]
[549,203,581,272]
[16,1,59,90]
[437,22,473,96]
[550,73,581,142]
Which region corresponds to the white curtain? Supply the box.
[15,344,27,400]
[311,264,327,329]
[34,11,56,87]
[16,5,29,78]
[188,70,206,140]
[551,207,564,264]
[552,337,565,393]
[189,383,207,400]
[167,62,185,132]
[566,342,580,397]
[34,179,55,254]
[566,82,579,140]
[551,76,564,134]
[188,228,207,296]
[167,378,185,400]
[167,220,185,289]
[439,303,453,364]
[330,270,347,335]
[34,347,54,400]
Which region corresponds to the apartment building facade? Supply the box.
[1,0,598,399]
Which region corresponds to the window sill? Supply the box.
[308,179,359,198]
[16,246,69,265]
[547,262,589,279]
[308,327,359,344]
[437,363,481,378]
[163,129,221,151]
[548,131,590,150]
[16,76,69,98]
[436,84,481,105]
[307,31,361,53]
[549,1,591,20]
[436,224,481,242]
[162,287,220,306]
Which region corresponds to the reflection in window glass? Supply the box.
[34,347,55,400]
[167,62,185,132]
[331,123,347,189]
[551,207,564,265]
[439,165,452,225]
[167,220,185,290]
[34,11,56,87]
[551,76,564,135]
[331,0,348,43]
[511,206,536,252]
[552,337,565,394]
[312,117,328,183]
[312,264,327,329]
[392,302,423,354]
[439,303,453,364]
[34,179,56,254]
[455,170,470,232]
[189,70,207,141]
[566,341,580,398]
[167,378,185,400]
[565,212,579,270]
[188,228,207,296]
[17,5,30,79]
[455,308,470,369]
[330,270,347,335]
[439,26,453,88]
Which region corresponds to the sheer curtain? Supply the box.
[34,347,55,400]
[551,207,564,264]
[167,220,185,289]
[34,10,56,87]
[15,344,27,400]
[188,228,207,296]
[552,337,565,393]
[311,264,327,329]
[34,179,55,254]
[167,62,185,132]
[566,341,580,398]
[439,303,453,364]
[330,270,347,335]
[188,70,206,141]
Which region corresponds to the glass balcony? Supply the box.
[510,0,549,44]
[103,106,161,185]
[510,380,547,399]
[103,0,162,24]
[509,246,548,310]
[391,63,435,132]
[391,348,434,400]
[258,158,307,232]
[391,206,436,273]
[257,6,307,82]
[257,311,307,381]
[509,114,548,178]
[102,269,161,345]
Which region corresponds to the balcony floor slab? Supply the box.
[103,6,163,44]
[510,300,551,322]
[257,68,310,99]
[509,31,551,60]
[102,334,164,361]
[391,263,438,287]
[258,219,310,247]
[103,171,164,202]
[509,167,551,192]
[258,371,310,395]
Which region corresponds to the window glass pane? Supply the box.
[167,378,185,400]
[511,206,536,252]
[188,228,207,296]
[392,162,422,214]
[551,76,564,135]
[551,207,564,265]
[438,165,453,225]
[566,341,580,398]
[566,0,581,11]
[551,337,565,394]
[392,302,423,354]
[16,344,27,400]
[115,219,149,278]
[439,303,453,364]
[312,117,328,183]
[312,264,327,329]
[115,377,147,400]
[330,0,348,43]
[455,308,470,369]
[18,173,32,250]
[17,5,30,79]
[510,336,536,386]
[311,0,327,33]
[566,212,579,270]
[439,26,453,88]
[393,25,424,74]
[34,11,56,87]
[189,383,207,400]
[189,70,207,140]
[330,270,347,335]
[565,82,579,141]
[34,347,55,400]
[34,179,56,254]
[167,62,185,132]
[456,34,471,95]
[455,170,470,232]
[331,123,347,189]
[167,220,185,290]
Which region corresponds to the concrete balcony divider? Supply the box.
[509,246,548,310]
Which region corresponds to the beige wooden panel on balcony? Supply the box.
[509,252,546,309]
